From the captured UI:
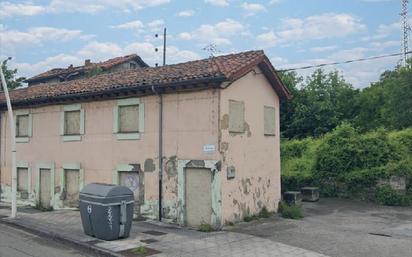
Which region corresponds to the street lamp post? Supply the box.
[0,58,17,218]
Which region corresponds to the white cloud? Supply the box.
[147,19,165,31]
[48,0,170,14]
[256,31,278,48]
[177,10,195,17]
[111,20,144,30]
[178,32,192,40]
[12,40,201,79]
[257,13,366,48]
[0,2,46,18]
[0,26,91,52]
[310,45,338,53]
[269,0,281,5]
[204,0,230,7]
[241,2,266,16]
[181,19,247,46]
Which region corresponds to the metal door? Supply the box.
[185,168,212,227]
[64,169,80,208]
[39,168,52,209]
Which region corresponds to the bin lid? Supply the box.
[80,183,133,197]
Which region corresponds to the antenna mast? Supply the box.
[401,0,411,66]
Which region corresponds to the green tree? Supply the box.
[1,59,25,90]
[280,69,359,139]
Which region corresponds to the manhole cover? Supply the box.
[142,230,167,236]
[140,238,158,244]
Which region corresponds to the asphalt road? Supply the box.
[0,223,93,257]
[232,198,412,257]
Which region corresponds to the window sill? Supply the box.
[264,133,276,137]
[62,135,82,142]
[115,133,141,140]
[16,137,30,143]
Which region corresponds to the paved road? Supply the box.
[232,198,412,257]
[0,223,93,257]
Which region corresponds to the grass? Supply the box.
[279,202,304,219]
[198,223,214,232]
[131,246,147,255]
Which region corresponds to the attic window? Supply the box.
[130,62,137,69]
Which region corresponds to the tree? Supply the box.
[1,59,25,90]
[280,69,359,139]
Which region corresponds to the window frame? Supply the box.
[59,104,85,142]
[228,99,245,133]
[15,110,32,143]
[264,105,276,136]
[113,98,145,140]
[16,161,31,196]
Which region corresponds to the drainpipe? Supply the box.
[152,85,163,221]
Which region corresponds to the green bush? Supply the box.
[258,206,270,218]
[376,186,411,206]
[198,223,214,232]
[278,202,304,219]
[131,246,147,255]
[281,126,412,205]
[243,214,258,222]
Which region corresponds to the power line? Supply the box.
[277,51,412,72]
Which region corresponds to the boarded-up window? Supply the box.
[64,110,80,135]
[264,106,276,136]
[229,100,245,133]
[119,105,139,133]
[16,115,29,137]
[17,167,28,192]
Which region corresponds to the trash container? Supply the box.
[79,183,134,241]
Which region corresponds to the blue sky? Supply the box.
[0,0,403,88]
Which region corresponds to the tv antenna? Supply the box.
[202,44,221,57]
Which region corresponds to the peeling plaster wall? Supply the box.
[0,89,220,223]
[219,66,281,224]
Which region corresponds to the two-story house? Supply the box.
[0,50,291,228]
[25,54,148,86]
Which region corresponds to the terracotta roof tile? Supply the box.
[1,50,291,107]
[26,54,148,82]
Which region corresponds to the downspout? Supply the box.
[152,85,163,221]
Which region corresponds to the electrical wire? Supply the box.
[277,51,412,72]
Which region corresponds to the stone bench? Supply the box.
[283,191,302,205]
[301,187,319,202]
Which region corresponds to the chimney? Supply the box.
[85,59,91,66]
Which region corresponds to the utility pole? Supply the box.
[0,57,17,218]
[155,28,167,66]
[401,0,411,66]
[154,28,166,221]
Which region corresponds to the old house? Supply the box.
[0,50,291,228]
[25,54,148,86]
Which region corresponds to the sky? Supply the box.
[0,0,404,88]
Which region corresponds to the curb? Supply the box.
[0,217,121,257]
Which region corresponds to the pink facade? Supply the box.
[0,65,282,227]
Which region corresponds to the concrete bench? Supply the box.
[283,191,302,205]
[301,187,319,202]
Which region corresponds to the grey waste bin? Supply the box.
[79,183,134,241]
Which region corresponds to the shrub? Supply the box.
[258,206,270,218]
[281,139,309,159]
[198,223,214,232]
[131,246,147,255]
[243,214,258,222]
[278,202,304,219]
[376,186,411,206]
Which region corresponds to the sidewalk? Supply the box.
[0,203,329,257]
